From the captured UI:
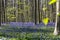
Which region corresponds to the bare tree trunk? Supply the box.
[0,10,1,26]
[36,0,39,24]
[0,0,2,26]
[35,0,37,24]
[53,0,59,35]
[38,0,41,23]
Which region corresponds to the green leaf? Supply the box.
[49,0,56,5]
[43,7,47,11]
[42,18,49,25]
[16,1,24,5]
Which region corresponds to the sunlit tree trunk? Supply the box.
[53,0,59,35]
[36,0,39,24]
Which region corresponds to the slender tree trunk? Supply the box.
[38,0,41,23]
[24,0,27,22]
[0,0,2,26]
[36,0,39,24]
[35,0,39,24]
[35,0,37,24]
[0,10,1,26]
[53,0,59,35]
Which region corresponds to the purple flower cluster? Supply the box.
[10,22,35,27]
[36,22,55,27]
[47,22,55,26]
[10,22,23,27]
[1,23,7,25]
[1,22,55,27]
[36,22,45,27]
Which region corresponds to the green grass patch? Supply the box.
[0,26,60,40]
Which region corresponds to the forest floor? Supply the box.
[0,25,60,40]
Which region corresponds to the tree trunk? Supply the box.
[53,0,59,35]
[0,11,1,26]
[35,0,37,24]
[0,0,2,26]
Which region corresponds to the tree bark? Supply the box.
[35,0,37,24]
[0,0,2,26]
[57,16,60,33]
[53,0,59,35]
[0,11,1,26]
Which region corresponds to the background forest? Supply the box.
[0,0,59,24]
[0,0,60,40]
